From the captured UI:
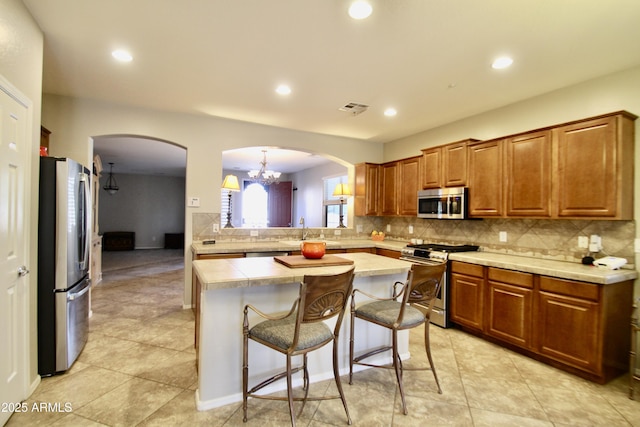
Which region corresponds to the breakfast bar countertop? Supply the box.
[191,238,407,255]
[192,252,413,291]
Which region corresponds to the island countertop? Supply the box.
[192,252,413,291]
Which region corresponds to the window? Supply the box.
[242,182,268,227]
[323,175,348,228]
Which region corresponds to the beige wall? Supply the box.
[41,95,386,306]
[0,0,44,395]
[383,65,640,294]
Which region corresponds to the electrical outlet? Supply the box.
[356,225,363,233]
[386,224,391,232]
[635,238,640,254]
[250,230,259,237]
[578,236,589,249]
[334,229,341,236]
[589,234,602,252]
[408,225,414,234]
[212,223,219,233]
[499,231,507,242]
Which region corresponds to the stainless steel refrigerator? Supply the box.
[37,157,92,376]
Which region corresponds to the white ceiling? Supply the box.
[24,0,640,176]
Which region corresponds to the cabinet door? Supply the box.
[538,291,600,373]
[398,156,421,215]
[505,131,551,217]
[380,161,398,216]
[421,147,442,189]
[375,248,401,259]
[554,115,618,218]
[486,268,534,349]
[450,272,484,331]
[442,141,468,187]
[354,163,380,216]
[468,139,503,217]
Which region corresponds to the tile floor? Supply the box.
[7,249,640,426]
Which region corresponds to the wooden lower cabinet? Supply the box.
[450,262,633,383]
[538,290,599,372]
[375,248,401,259]
[450,262,485,331]
[485,268,533,349]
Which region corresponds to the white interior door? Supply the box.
[0,77,31,426]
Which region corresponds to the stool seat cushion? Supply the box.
[355,301,424,328]
[250,314,333,351]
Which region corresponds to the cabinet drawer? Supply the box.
[539,276,599,301]
[488,268,533,288]
[450,261,484,277]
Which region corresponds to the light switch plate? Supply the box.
[578,236,589,249]
[188,197,200,207]
[334,230,341,235]
[212,224,219,233]
[499,231,507,242]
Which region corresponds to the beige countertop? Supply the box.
[450,252,637,285]
[191,239,637,285]
[192,252,412,291]
[191,238,407,255]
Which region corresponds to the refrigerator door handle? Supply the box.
[68,280,91,301]
[79,173,91,271]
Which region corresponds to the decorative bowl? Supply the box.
[300,241,326,259]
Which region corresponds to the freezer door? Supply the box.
[55,277,91,372]
[55,159,92,290]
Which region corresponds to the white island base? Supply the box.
[193,253,413,411]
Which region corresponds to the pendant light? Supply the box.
[103,162,119,195]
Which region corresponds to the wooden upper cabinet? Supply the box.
[467,139,504,217]
[553,112,635,219]
[505,131,552,217]
[421,139,476,189]
[443,140,474,187]
[421,146,442,189]
[354,163,380,216]
[380,161,398,216]
[398,156,421,216]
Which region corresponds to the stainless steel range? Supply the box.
[400,243,479,328]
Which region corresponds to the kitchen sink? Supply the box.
[279,239,339,247]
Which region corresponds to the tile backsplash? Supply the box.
[192,212,635,265]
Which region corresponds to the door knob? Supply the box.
[17,266,30,277]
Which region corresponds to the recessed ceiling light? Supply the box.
[384,108,397,117]
[275,84,291,95]
[112,49,133,62]
[492,56,513,69]
[349,1,372,20]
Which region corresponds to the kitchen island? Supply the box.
[192,252,412,411]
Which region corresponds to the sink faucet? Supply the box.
[299,217,308,240]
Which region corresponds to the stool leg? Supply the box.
[424,323,442,394]
[333,338,352,425]
[286,355,296,426]
[392,330,408,415]
[242,325,249,422]
[349,302,355,385]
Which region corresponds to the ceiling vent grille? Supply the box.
[339,102,369,116]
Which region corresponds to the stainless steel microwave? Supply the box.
[417,187,468,219]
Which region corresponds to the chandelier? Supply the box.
[103,162,119,195]
[248,150,281,185]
